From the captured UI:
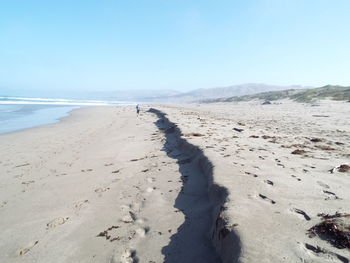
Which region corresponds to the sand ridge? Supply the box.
[157,100,350,262]
[148,108,240,262]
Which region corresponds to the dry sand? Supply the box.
[0,100,349,263]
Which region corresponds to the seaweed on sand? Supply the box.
[308,213,350,249]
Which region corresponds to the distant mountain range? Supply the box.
[139,84,312,103]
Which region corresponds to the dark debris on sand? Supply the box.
[291,149,306,155]
[305,243,349,263]
[187,132,205,137]
[233,128,244,132]
[261,135,275,139]
[308,213,350,249]
[315,145,336,151]
[97,226,120,242]
[338,164,350,173]
[310,138,324,143]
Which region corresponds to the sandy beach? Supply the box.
[0,101,349,263]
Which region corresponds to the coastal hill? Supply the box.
[206,85,350,103]
[142,83,310,103]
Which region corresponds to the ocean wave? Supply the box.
[0,96,75,102]
[0,101,113,106]
[0,104,23,113]
[0,97,131,106]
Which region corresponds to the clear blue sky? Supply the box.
[1,0,350,96]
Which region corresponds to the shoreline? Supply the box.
[0,101,136,136]
[0,105,80,136]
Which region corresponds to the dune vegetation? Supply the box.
[209,85,350,103]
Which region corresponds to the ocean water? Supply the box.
[0,96,128,134]
[0,104,78,134]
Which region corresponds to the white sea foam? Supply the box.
[0,97,74,102]
[0,101,111,106]
[0,97,131,106]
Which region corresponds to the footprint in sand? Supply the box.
[292,208,311,221]
[291,175,302,181]
[264,180,274,186]
[115,248,137,263]
[145,187,156,193]
[135,227,149,238]
[0,201,7,208]
[258,194,276,204]
[120,204,132,211]
[245,171,258,178]
[111,178,121,183]
[277,163,285,168]
[46,217,69,229]
[323,190,340,200]
[73,200,89,214]
[81,169,93,172]
[121,211,137,223]
[94,187,110,196]
[147,177,155,183]
[17,240,39,256]
[14,163,30,168]
[21,180,35,186]
[317,181,329,189]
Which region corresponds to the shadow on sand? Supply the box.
[148,108,241,263]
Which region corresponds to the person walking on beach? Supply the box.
[136,104,140,116]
